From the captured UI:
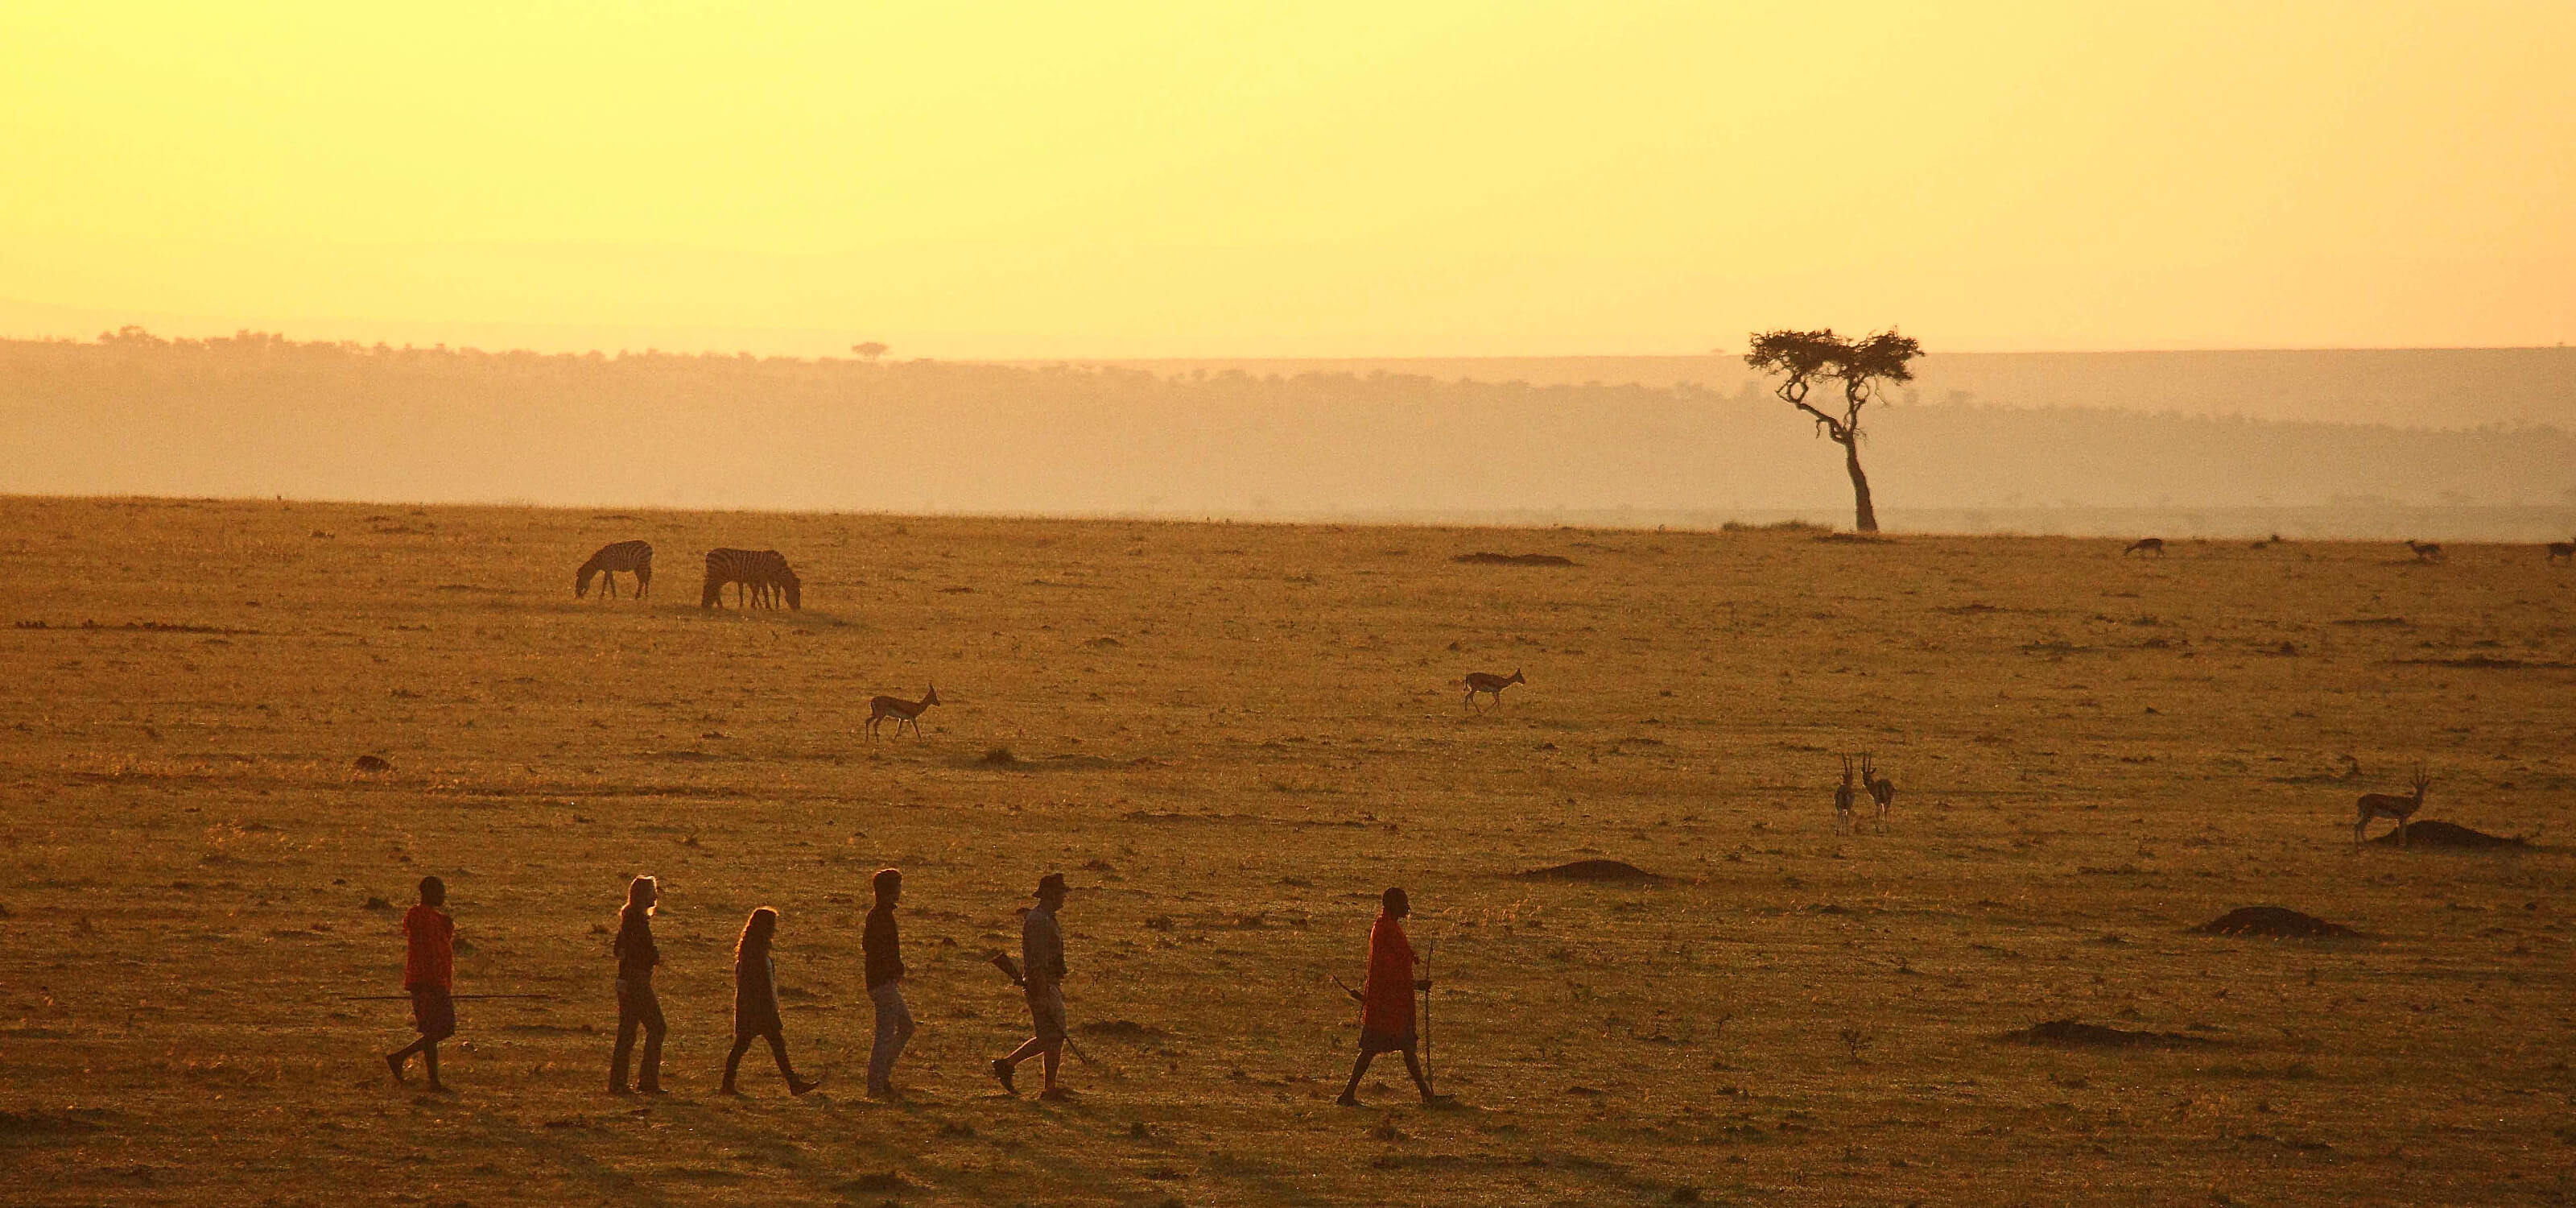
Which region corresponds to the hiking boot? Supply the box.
[990,1058,1018,1095]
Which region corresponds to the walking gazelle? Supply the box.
[1462,669,1525,710]
[1833,756,1858,833]
[2355,766,2431,846]
[866,686,940,740]
[1860,752,1894,832]
[2404,540,2446,564]
[576,540,654,600]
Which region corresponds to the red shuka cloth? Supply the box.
[1361,914,1416,1033]
[402,904,454,991]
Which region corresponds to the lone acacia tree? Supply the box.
[1744,327,1923,532]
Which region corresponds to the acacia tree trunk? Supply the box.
[1840,436,1879,532]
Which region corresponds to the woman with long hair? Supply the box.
[722,907,821,1095]
[609,875,667,1094]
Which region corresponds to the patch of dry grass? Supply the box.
[2,496,2572,1206]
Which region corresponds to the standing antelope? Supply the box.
[2354,766,2430,846]
[2123,537,2165,557]
[1462,669,1525,710]
[866,685,940,740]
[1861,752,1894,831]
[576,540,654,600]
[2404,540,2446,564]
[1833,756,1858,833]
[2547,540,2574,564]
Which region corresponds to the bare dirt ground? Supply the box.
[3,497,2571,1206]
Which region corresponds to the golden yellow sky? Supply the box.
[3,2,2569,356]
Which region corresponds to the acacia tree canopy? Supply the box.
[1742,327,1923,533]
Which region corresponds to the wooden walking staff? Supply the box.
[340,993,553,1001]
[1420,938,1437,1096]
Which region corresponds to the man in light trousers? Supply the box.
[863,867,914,1098]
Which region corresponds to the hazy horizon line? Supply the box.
[4,300,2567,363]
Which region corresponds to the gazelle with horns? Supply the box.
[2354,765,2430,846]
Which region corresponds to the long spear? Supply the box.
[338,993,554,1001]
[1420,938,1438,1097]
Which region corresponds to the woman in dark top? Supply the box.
[863,867,914,1098]
[722,907,820,1095]
[609,875,666,1094]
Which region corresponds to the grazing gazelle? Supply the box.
[1833,756,1858,833]
[2404,540,2446,564]
[2354,766,2430,846]
[866,685,941,740]
[2123,537,2165,557]
[1462,669,1525,710]
[1861,752,1894,831]
[2548,540,2574,564]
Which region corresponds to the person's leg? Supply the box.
[891,991,915,1076]
[1040,1043,1062,1094]
[768,1030,821,1094]
[636,984,667,1092]
[1338,1049,1377,1103]
[721,1034,753,1092]
[418,991,455,1090]
[611,986,640,1092]
[869,983,910,1094]
[765,1029,795,1080]
[1399,1046,1434,1099]
[387,1036,425,1081]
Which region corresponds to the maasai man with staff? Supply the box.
[384,875,457,1090]
[1338,887,1437,1107]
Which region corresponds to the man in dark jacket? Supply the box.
[863,867,914,1098]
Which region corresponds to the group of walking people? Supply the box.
[383,871,1441,1107]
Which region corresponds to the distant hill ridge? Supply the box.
[4,333,2571,531]
[1062,348,2576,432]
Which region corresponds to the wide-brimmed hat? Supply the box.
[1033,872,1070,899]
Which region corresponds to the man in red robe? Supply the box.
[386,875,456,1090]
[1338,887,1435,1107]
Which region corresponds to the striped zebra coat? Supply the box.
[701,548,802,610]
[576,540,654,600]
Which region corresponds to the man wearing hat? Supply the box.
[993,872,1072,1098]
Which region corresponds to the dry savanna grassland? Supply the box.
[3,495,2573,1206]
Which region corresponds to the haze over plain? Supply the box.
[5,2,2570,360]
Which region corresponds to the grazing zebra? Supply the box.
[701,548,803,610]
[576,540,654,600]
